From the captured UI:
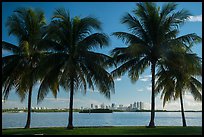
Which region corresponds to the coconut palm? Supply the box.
[2,8,47,128]
[156,48,202,127]
[36,8,114,129]
[111,2,201,127]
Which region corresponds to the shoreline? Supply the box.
[2,125,202,129]
[2,110,202,113]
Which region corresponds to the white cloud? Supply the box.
[143,102,150,110]
[116,77,122,81]
[140,78,149,82]
[45,97,69,102]
[115,77,122,81]
[44,97,102,108]
[78,88,100,93]
[22,97,102,109]
[89,89,100,93]
[44,97,85,104]
[137,89,144,92]
[85,99,102,106]
[139,75,152,82]
[162,94,202,110]
[187,15,202,22]
[147,86,152,91]
[2,100,26,109]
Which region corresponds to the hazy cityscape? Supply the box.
[3,101,145,112]
[81,102,144,111]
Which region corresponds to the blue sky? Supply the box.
[2,2,202,110]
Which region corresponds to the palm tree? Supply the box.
[36,8,114,129]
[155,47,202,127]
[111,2,201,127]
[2,8,47,128]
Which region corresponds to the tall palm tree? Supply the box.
[36,8,114,129]
[2,8,47,128]
[156,48,202,127]
[111,2,201,127]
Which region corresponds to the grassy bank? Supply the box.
[2,126,202,135]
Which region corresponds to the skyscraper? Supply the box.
[130,104,133,109]
[137,102,140,110]
[133,102,137,108]
[140,102,144,110]
[101,103,105,109]
[111,103,116,109]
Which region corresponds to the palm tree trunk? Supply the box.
[24,86,32,129]
[148,62,156,128]
[179,91,187,127]
[67,78,74,129]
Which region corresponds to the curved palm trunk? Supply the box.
[148,62,156,128]
[24,86,33,129]
[179,91,187,127]
[67,78,74,129]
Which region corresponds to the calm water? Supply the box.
[2,112,202,128]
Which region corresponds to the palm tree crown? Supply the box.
[156,50,202,106]
[2,8,47,128]
[155,45,202,127]
[36,8,114,129]
[111,2,201,127]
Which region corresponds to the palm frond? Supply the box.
[160,3,177,20]
[84,61,115,99]
[79,16,102,31]
[37,64,62,103]
[2,41,20,54]
[189,82,202,101]
[79,33,109,50]
[111,57,139,79]
[112,32,146,46]
[52,8,70,22]
[2,81,13,101]
[171,9,191,26]
[121,13,147,40]
[190,77,202,90]
[128,57,149,83]
[176,33,202,45]
[110,47,127,57]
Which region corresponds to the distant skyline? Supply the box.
[2,2,202,110]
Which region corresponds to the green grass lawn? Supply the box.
[2,126,202,135]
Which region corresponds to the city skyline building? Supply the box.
[86,101,145,111]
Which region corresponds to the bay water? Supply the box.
[2,112,202,128]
